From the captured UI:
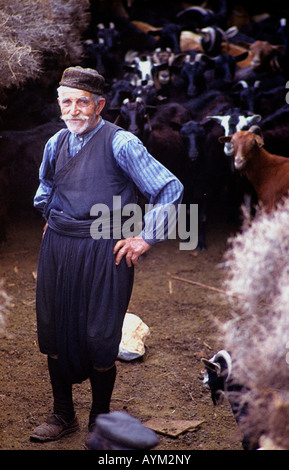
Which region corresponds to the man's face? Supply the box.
[58,87,105,135]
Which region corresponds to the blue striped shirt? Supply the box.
[34,118,184,244]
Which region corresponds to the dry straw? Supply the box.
[0,0,90,100]
[220,199,289,448]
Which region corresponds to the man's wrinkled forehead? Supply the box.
[58,86,93,102]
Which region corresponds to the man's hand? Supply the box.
[113,236,151,267]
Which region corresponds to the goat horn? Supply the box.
[237,80,249,88]
[146,113,152,132]
[114,115,120,125]
[249,125,262,134]
[249,125,264,145]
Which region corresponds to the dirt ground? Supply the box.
[0,209,244,451]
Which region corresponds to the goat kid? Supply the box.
[219,129,289,211]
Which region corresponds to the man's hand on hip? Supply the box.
[113,236,151,267]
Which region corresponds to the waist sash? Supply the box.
[48,208,139,239]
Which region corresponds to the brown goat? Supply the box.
[237,40,284,72]
[219,130,289,211]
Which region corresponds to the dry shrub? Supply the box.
[221,200,289,448]
[0,0,90,100]
[222,202,289,388]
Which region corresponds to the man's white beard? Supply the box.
[61,114,90,135]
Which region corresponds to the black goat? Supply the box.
[202,350,257,450]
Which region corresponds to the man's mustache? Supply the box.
[61,114,89,122]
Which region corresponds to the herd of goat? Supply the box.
[84,3,289,450]
[2,1,289,449]
[90,4,289,235]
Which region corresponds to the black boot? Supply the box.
[88,364,117,430]
[30,356,79,442]
[48,355,76,422]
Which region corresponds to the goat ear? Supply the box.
[218,135,232,143]
[272,45,285,52]
[206,115,223,124]
[255,135,264,147]
[236,40,251,49]
[201,358,221,375]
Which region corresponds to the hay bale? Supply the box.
[0,0,90,101]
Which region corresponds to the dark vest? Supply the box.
[47,121,137,236]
